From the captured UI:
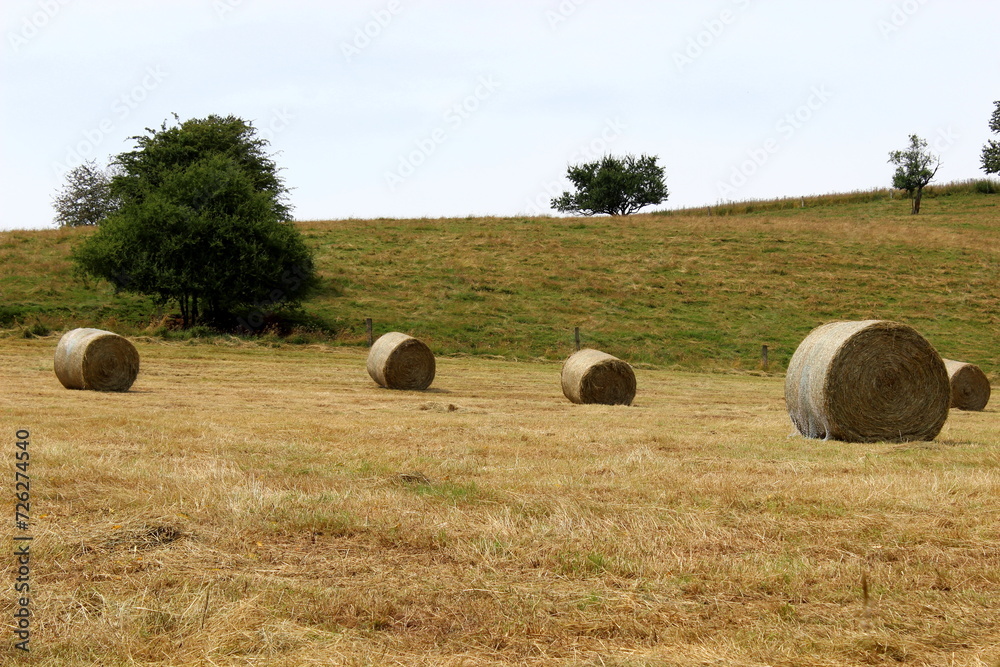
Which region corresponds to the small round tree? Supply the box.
[73,114,317,329]
[888,134,940,215]
[51,159,119,227]
[552,154,668,216]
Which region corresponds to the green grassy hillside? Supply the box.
[2,190,999,374]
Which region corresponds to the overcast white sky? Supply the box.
[1,0,997,230]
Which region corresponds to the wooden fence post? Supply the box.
[574,327,581,351]
[366,318,373,346]
[761,344,769,372]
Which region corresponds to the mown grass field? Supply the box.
[2,189,999,664]
[2,189,999,374]
[2,337,999,666]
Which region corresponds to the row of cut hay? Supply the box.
[784,320,991,444]
[943,358,991,411]
[366,332,436,391]
[560,349,636,406]
[366,333,637,405]
[54,328,139,392]
[49,328,637,406]
[50,326,992,441]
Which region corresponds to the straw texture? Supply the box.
[367,332,436,390]
[942,359,991,411]
[561,349,636,405]
[785,320,950,443]
[54,328,140,392]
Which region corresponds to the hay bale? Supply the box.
[785,320,950,443]
[53,328,139,392]
[942,358,991,411]
[366,332,435,390]
[561,348,636,405]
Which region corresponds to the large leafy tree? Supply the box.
[552,154,668,216]
[982,100,1000,175]
[888,134,940,215]
[51,159,119,227]
[73,114,317,329]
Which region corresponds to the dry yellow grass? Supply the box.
[2,334,999,665]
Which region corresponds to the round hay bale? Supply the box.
[942,359,991,411]
[561,348,636,406]
[54,328,140,392]
[784,320,950,443]
[366,332,435,390]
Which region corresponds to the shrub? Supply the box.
[72,115,318,329]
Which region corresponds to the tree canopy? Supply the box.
[552,154,668,216]
[73,114,316,329]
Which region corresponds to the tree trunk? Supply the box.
[209,297,221,326]
[912,188,922,215]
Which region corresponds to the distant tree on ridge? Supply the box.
[888,135,940,215]
[552,154,668,216]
